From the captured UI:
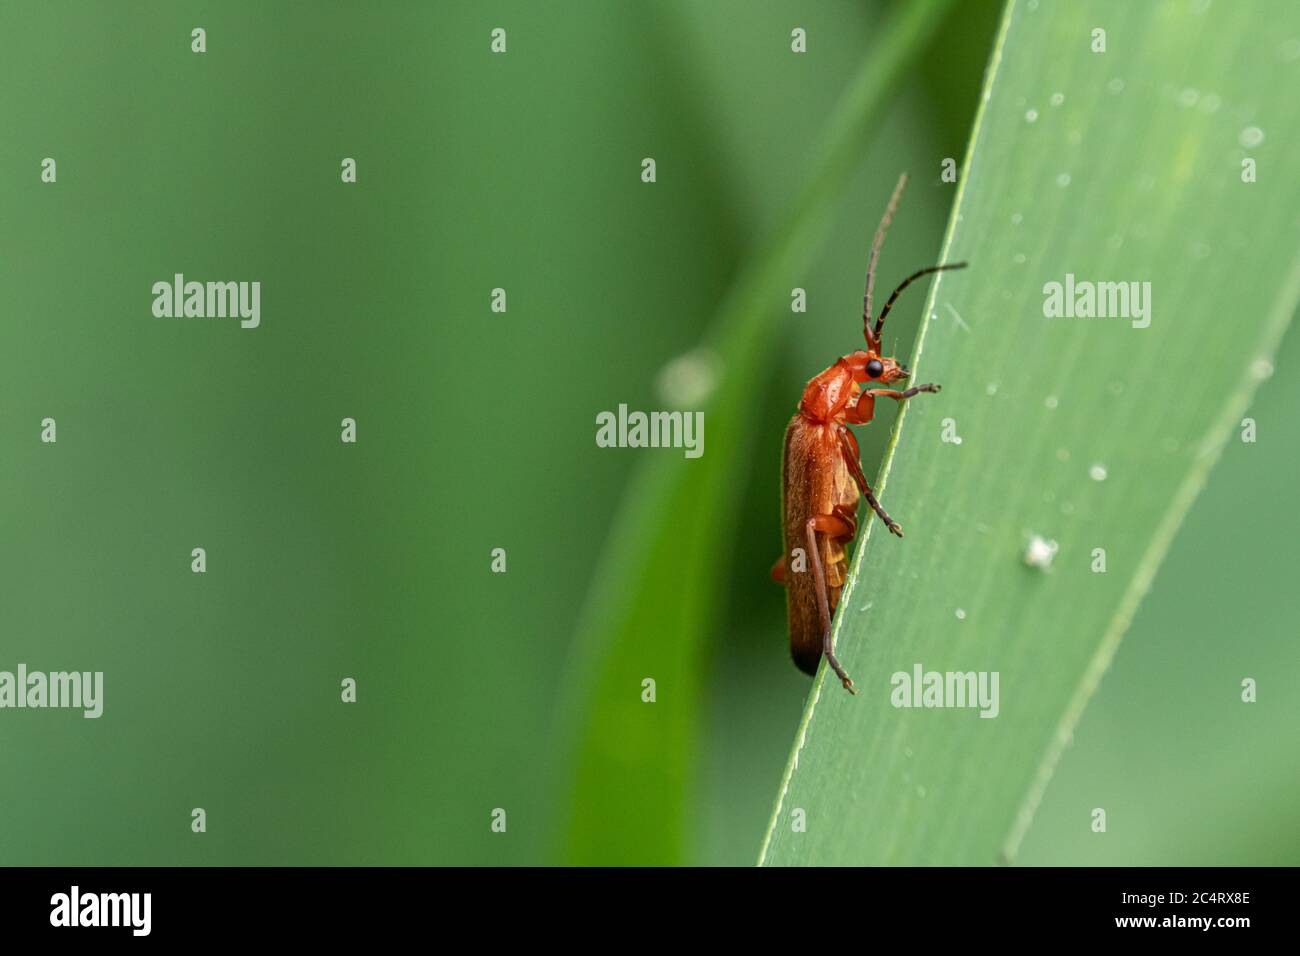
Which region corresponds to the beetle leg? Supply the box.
[770,555,786,583]
[848,382,940,425]
[806,514,857,694]
[860,383,942,401]
[845,388,876,426]
[838,427,904,537]
[832,502,858,542]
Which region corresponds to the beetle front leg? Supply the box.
[838,427,904,537]
[845,383,940,426]
[805,514,857,694]
[845,389,876,426]
[861,383,942,401]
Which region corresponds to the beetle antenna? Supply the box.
[863,172,909,349]
[874,262,968,340]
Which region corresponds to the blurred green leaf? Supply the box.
[556,0,959,865]
[760,0,1300,866]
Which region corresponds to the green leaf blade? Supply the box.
[761,0,1300,866]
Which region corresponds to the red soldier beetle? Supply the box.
[771,173,966,694]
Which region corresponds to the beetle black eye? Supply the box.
[866,359,884,378]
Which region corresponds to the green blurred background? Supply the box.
[1,1,1293,866]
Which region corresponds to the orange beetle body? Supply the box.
[771,175,965,693]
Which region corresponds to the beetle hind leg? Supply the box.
[805,514,857,695]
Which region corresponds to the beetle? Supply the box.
[770,173,966,694]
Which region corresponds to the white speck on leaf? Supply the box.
[1024,535,1059,570]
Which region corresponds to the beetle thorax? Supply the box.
[798,360,857,423]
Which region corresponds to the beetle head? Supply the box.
[848,349,909,385]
